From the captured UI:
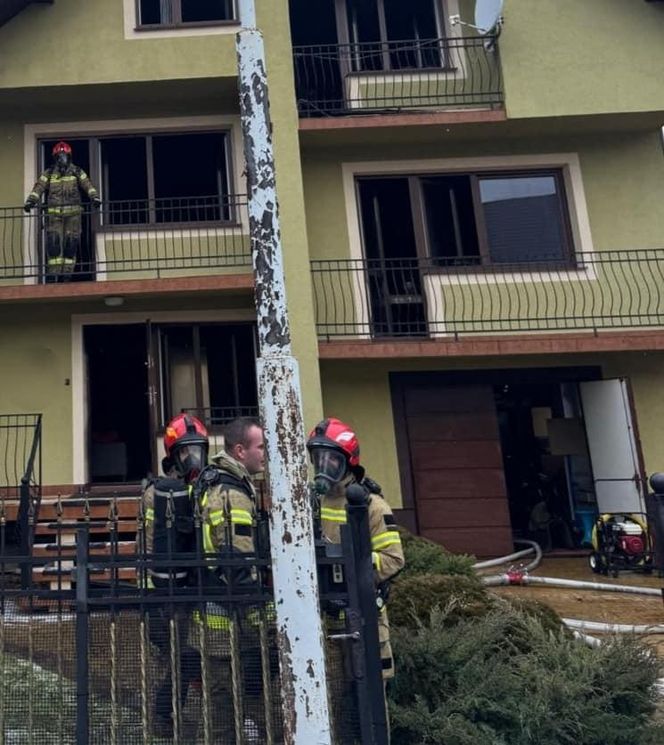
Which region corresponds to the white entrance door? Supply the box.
[580,378,645,514]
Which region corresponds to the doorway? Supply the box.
[84,325,152,483]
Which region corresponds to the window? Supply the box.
[345,0,445,70]
[100,131,231,225]
[159,323,257,428]
[138,0,236,27]
[358,170,573,267]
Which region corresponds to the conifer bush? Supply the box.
[389,531,663,744]
[389,605,663,745]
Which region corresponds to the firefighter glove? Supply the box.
[23,201,34,213]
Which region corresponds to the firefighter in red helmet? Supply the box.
[24,140,101,281]
[141,414,208,737]
[307,418,404,737]
[163,413,209,482]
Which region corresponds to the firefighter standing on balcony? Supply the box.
[307,418,405,739]
[24,141,101,281]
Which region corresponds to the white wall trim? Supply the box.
[122,0,239,39]
[23,115,246,286]
[341,153,597,337]
[71,309,255,484]
[342,152,595,263]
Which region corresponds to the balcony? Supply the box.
[0,195,251,293]
[293,36,503,118]
[311,252,664,355]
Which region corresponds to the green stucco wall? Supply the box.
[0,0,238,89]
[0,306,73,485]
[500,0,664,119]
[302,130,664,263]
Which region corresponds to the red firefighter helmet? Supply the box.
[307,418,360,490]
[164,414,209,481]
[52,141,72,156]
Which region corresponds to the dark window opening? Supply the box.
[384,0,442,68]
[358,170,573,270]
[138,0,235,26]
[357,178,426,336]
[159,323,257,429]
[421,175,480,264]
[344,0,443,71]
[289,0,337,46]
[100,131,230,225]
[100,138,149,224]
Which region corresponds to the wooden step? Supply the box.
[32,564,137,589]
[1,496,140,522]
[34,520,138,536]
[32,541,137,558]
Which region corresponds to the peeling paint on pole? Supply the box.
[236,1,332,743]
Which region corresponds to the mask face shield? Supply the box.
[173,443,207,481]
[55,152,71,170]
[310,447,347,495]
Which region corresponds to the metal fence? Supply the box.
[0,195,251,284]
[293,36,503,116]
[0,414,42,587]
[311,251,664,339]
[0,486,385,743]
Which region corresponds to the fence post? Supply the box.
[235,1,331,742]
[18,478,31,590]
[345,484,389,745]
[75,527,90,745]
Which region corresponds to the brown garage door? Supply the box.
[403,384,513,557]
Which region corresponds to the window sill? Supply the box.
[97,220,243,233]
[134,20,239,32]
[422,259,582,275]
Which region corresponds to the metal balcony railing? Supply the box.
[293,36,503,117]
[311,251,664,339]
[0,194,251,284]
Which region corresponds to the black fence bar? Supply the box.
[0,194,251,283]
[311,251,664,339]
[293,36,503,117]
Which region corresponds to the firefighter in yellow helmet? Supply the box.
[24,141,100,281]
[307,417,405,740]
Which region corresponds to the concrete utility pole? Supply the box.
[235,2,332,743]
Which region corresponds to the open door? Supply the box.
[146,319,161,477]
[579,378,645,514]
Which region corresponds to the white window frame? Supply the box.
[123,0,239,39]
[23,115,246,285]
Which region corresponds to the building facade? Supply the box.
[2,0,664,556]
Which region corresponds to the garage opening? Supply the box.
[392,370,646,557]
[496,380,595,551]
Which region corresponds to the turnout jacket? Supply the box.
[27,164,98,213]
[320,482,404,584]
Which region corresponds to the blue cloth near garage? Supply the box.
[575,506,598,546]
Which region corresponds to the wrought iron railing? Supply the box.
[293,36,503,116]
[311,251,664,339]
[0,414,42,586]
[0,194,251,284]
[181,406,260,430]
